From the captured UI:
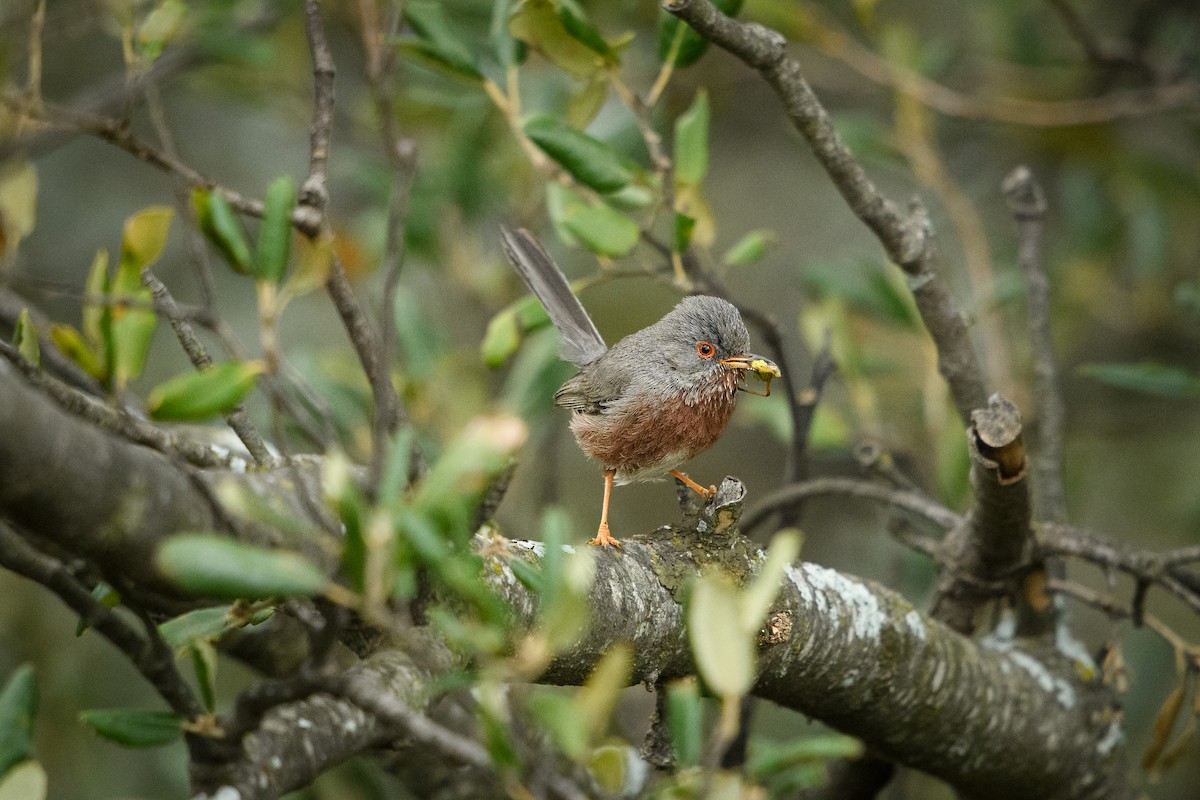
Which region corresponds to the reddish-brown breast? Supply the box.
[569,369,740,482]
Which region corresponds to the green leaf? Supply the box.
[0,665,37,779]
[658,0,743,68]
[158,606,233,649]
[82,250,111,371]
[555,0,616,59]
[78,709,181,748]
[157,534,328,599]
[147,360,265,421]
[0,760,46,800]
[48,324,104,379]
[119,206,174,272]
[256,175,295,284]
[528,690,588,761]
[376,426,417,511]
[110,207,172,391]
[400,1,482,80]
[666,678,702,767]
[523,114,633,194]
[481,309,522,369]
[12,309,38,367]
[0,160,37,256]
[76,583,120,637]
[673,89,709,187]
[689,572,755,698]
[562,203,639,258]
[748,734,864,776]
[1077,362,1200,398]
[509,0,613,78]
[740,530,802,631]
[137,0,188,61]
[577,644,632,742]
[722,229,774,266]
[673,212,695,254]
[192,190,254,274]
[190,641,218,712]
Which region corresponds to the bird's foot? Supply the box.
[589,523,622,549]
[671,470,717,500]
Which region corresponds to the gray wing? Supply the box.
[499,225,607,366]
[553,354,632,414]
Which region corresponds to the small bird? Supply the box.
[500,226,780,548]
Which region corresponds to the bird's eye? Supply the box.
[696,341,716,359]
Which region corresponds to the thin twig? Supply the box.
[300,0,336,212]
[1003,166,1066,524]
[142,271,276,467]
[0,523,205,720]
[744,476,962,536]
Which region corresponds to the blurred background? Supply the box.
[1,0,1199,797]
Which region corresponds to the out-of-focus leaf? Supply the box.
[674,89,709,187]
[740,530,802,630]
[577,644,632,741]
[589,744,636,795]
[523,115,633,194]
[481,308,522,369]
[567,75,609,129]
[415,415,528,535]
[75,583,120,637]
[377,427,417,511]
[12,309,38,367]
[400,1,482,80]
[666,678,702,767]
[256,175,295,285]
[657,0,743,68]
[156,534,328,599]
[509,0,614,78]
[193,190,254,274]
[286,234,333,297]
[689,573,754,698]
[563,204,639,258]
[394,288,443,379]
[119,206,173,272]
[137,0,188,61]
[748,734,864,776]
[0,160,37,255]
[722,229,774,266]
[82,250,111,368]
[546,182,586,247]
[158,607,232,649]
[528,691,588,760]
[1142,684,1186,770]
[0,665,37,778]
[78,709,181,748]
[500,327,572,416]
[673,213,695,254]
[1078,362,1200,399]
[147,361,265,421]
[190,641,218,712]
[49,324,104,379]
[0,760,46,800]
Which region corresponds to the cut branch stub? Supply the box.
[969,393,1027,485]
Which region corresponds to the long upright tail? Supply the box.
[499,225,607,365]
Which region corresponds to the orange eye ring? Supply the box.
[696,341,716,359]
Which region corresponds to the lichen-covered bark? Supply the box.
[485,524,1128,800]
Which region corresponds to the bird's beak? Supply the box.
[720,354,781,397]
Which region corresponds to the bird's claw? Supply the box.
[590,523,622,549]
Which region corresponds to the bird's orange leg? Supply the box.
[590,469,621,548]
[671,469,716,499]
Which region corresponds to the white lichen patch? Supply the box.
[787,563,884,643]
[1006,650,1077,709]
[1097,717,1124,757]
[904,609,927,642]
[1055,622,1097,675]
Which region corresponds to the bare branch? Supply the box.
[662,0,988,423]
[1003,166,1067,525]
